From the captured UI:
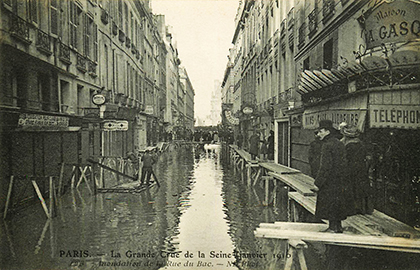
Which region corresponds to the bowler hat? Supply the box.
[341,125,360,138]
[318,120,335,132]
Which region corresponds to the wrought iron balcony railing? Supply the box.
[88,60,97,77]
[287,8,294,30]
[323,0,335,23]
[298,23,306,48]
[308,8,318,37]
[59,41,71,64]
[10,13,31,44]
[36,29,51,55]
[76,53,87,73]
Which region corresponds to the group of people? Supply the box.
[237,130,275,161]
[310,119,373,233]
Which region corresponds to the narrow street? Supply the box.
[0,144,290,270]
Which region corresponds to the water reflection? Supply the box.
[0,144,288,270]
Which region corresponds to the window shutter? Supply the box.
[30,0,38,24]
[84,13,89,57]
[69,1,77,48]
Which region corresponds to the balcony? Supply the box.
[323,0,335,23]
[298,23,306,49]
[36,29,52,55]
[10,13,31,44]
[119,29,125,43]
[288,32,294,49]
[101,9,109,25]
[287,8,294,30]
[76,53,87,73]
[280,20,286,40]
[308,8,318,37]
[88,60,97,77]
[59,41,71,65]
[112,21,118,35]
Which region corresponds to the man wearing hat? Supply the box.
[312,119,349,233]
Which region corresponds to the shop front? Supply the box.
[365,90,420,226]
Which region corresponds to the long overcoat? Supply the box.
[315,134,350,221]
[249,134,260,156]
[345,140,374,214]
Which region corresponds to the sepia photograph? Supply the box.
[1,0,420,269]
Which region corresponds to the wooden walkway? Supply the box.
[230,145,420,253]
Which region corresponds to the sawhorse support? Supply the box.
[284,239,308,270]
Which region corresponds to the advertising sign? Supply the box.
[145,105,154,115]
[362,0,420,49]
[18,113,69,129]
[103,120,129,131]
[92,94,106,106]
[369,104,420,129]
[303,110,366,130]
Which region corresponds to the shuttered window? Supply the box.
[84,14,90,57]
[93,23,98,61]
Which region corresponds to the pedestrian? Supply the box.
[139,149,157,187]
[127,151,139,181]
[308,130,322,178]
[340,122,374,215]
[260,137,268,160]
[249,131,261,160]
[267,130,275,160]
[237,133,243,149]
[312,120,349,233]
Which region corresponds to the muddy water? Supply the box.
[0,145,289,270]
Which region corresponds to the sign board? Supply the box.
[145,105,154,115]
[18,113,69,129]
[369,104,420,129]
[103,120,129,131]
[92,94,106,106]
[362,0,420,49]
[303,110,366,130]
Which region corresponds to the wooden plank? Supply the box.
[32,180,50,219]
[259,222,328,232]
[369,210,420,239]
[288,192,316,215]
[3,176,14,219]
[87,158,136,181]
[255,228,420,252]
[270,172,315,196]
[260,162,300,174]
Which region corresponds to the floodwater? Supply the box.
[2,144,420,270]
[0,144,289,270]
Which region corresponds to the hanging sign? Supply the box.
[92,94,106,106]
[362,0,420,49]
[369,104,420,129]
[242,107,254,115]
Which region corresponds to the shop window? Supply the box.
[323,39,334,69]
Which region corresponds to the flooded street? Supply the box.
[0,145,289,270]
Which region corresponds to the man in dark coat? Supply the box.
[249,131,261,160]
[313,120,349,233]
[340,123,374,215]
[267,130,275,160]
[139,149,157,187]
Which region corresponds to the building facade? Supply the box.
[223,0,420,226]
[0,0,194,208]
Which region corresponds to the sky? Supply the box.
[151,0,240,121]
